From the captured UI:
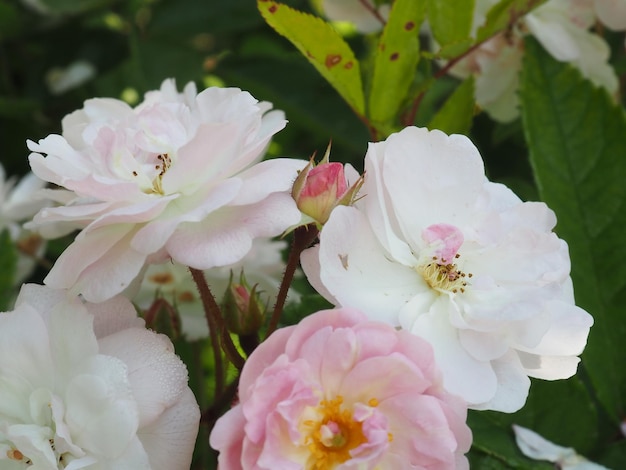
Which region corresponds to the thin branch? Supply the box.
[358,0,387,27]
[189,267,226,396]
[266,225,319,339]
[404,24,521,127]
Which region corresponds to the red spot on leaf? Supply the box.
[344,61,353,69]
[405,21,415,31]
[379,43,386,51]
[390,52,399,61]
[325,54,342,68]
[269,4,277,13]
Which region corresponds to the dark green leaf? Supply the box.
[0,97,38,118]
[428,76,475,134]
[520,37,626,423]
[479,377,598,455]
[39,0,115,14]
[258,0,365,115]
[368,0,425,128]
[476,0,547,43]
[0,230,17,311]
[468,412,553,469]
[0,1,21,40]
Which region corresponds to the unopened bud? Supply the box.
[292,143,363,226]
[222,272,267,336]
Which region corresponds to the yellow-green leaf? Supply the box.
[368,0,425,129]
[428,0,474,47]
[258,0,364,115]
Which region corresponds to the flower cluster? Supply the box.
[2,74,595,469]
[445,0,624,122]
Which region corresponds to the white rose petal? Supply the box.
[302,127,593,412]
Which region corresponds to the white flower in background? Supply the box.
[593,0,626,31]
[0,284,200,469]
[447,0,619,122]
[513,425,610,469]
[134,237,299,341]
[321,0,391,33]
[27,79,306,302]
[0,164,47,284]
[302,127,593,412]
[45,61,96,95]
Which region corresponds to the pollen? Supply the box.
[151,153,172,195]
[417,254,471,295]
[301,395,369,469]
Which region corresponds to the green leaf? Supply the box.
[258,0,365,116]
[0,230,17,311]
[428,76,474,134]
[475,0,547,43]
[479,377,598,455]
[520,37,626,423]
[0,2,21,41]
[0,97,38,118]
[468,412,553,469]
[427,0,474,47]
[368,0,425,129]
[39,0,115,14]
[433,0,547,59]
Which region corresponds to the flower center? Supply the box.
[418,255,471,294]
[302,396,369,469]
[417,223,472,295]
[130,153,172,195]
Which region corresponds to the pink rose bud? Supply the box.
[222,272,267,336]
[292,144,363,226]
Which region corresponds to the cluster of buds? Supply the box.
[221,271,267,337]
[291,143,364,227]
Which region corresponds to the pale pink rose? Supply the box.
[593,0,626,30]
[26,79,307,302]
[302,127,593,412]
[0,284,200,469]
[210,308,471,470]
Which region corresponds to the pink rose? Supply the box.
[292,150,363,226]
[210,308,471,469]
